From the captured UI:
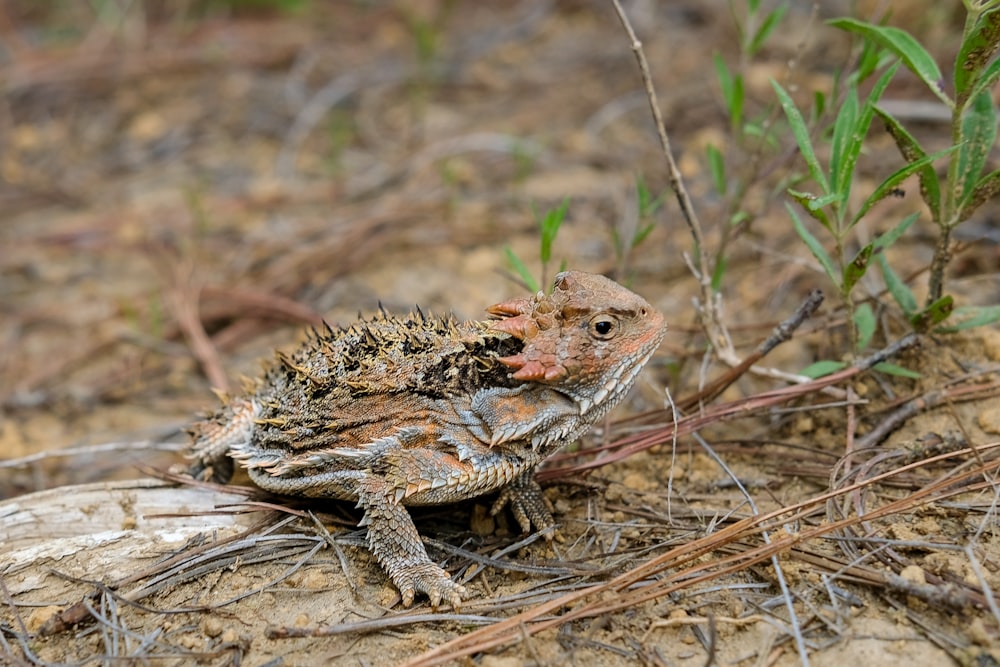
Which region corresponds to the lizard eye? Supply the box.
[589,314,618,339]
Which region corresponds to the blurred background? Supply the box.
[3,2,1000,665]
[0,0,994,493]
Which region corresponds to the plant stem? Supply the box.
[927,225,953,306]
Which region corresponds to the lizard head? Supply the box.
[487,271,666,416]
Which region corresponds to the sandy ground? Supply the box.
[1,2,998,665]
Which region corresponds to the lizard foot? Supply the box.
[184,455,234,484]
[490,473,555,536]
[391,562,466,608]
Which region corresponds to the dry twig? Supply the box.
[402,443,1000,666]
[609,0,727,361]
[541,334,919,480]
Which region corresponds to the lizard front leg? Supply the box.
[490,471,554,535]
[357,477,466,608]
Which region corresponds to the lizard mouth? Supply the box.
[575,343,657,415]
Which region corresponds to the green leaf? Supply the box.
[801,360,848,378]
[854,302,876,350]
[788,189,834,231]
[787,202,839,286]
[772,80,830,193]
[873,106,942,218]
[843,244,874,293]
[829,18,952,107]
[812,90,827,123]
[853,35,889,84]
[807,192,841,211]
[635,175,651,213]
[706,144,726,196]
[961,168,1000,221]
[749,5,788,56]
[876,252,918,317]
[710,255,727,291]
[954,4,1000,105]
[873,211,920,251]
[503,246,540,293]
[742,120,780,149]
[936,304,1000,332]
[632,222,656,248]
[536,198,569,264]
[871,107,923,164]
[838,63,899,213]
[829,63,899,218]
[873,362,921,379]
[966,55,1000,109]
[632,174,666,222]
[830,83,859,202]
[852,145,959,223]
[635,175,665,218]
[714,53,743,131]
[957,90,998,206]
[910,295,955,331]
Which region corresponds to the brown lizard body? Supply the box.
[187,271,666,607]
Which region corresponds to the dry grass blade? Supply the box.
[37,509,306,636]
[608,0,716,346]
[267,612,497,639]
[542,334,919,480]
[166,262,229,392]
[0,576,36,667]
[858,376,1000,448]
[677,289,825,411]
[200,285,326,328]
[403,443,1000,666]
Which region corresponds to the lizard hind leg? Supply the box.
[357,477,466,608]
[185,398,259,483]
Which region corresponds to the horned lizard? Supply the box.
[186,271,665,607]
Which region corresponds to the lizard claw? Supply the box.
[392,562,466,609]
[490,476,555,535]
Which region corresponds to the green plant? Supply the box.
[611,174,663,277]
[504,199,569,292]
[776,3,1000,353]
[773,63,954,348]
[831,3,1000,333]
[706,1,790,286]
[506,178,661,291]
[512,141,538,183]
[718,0,788,137]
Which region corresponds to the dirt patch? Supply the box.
[2,2,999,665]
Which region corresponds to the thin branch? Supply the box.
[540,334,919,481]
[678,289,826,410]
[856,379,1000,449]
[403,445,1000,666]
[691,431,811,667]
[609,0,729,360]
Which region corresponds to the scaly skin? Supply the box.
[187,271,666,607]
